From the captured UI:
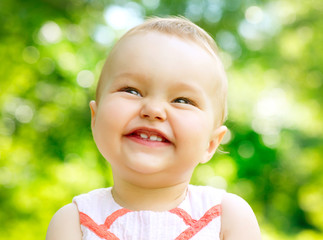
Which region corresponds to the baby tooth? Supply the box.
[149,135,158,141]
[140,133,148,139]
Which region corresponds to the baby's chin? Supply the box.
[112,160,180,186]
[125,154,171,175]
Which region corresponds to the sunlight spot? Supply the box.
[299,185,322,212]
[4,97,20,115]
[15,105,34,123]
[58,52,77,71]
[239,3,282,51]
[262,133,280,148]
[213,157,237,180]
[238,20,262,40]
[204,0,223,23]
[279,31,305,60]
[238,20,265,50]
[93,25,115,46]
[195,164,215,185]
[216,31,241,58]
[77,70,95,88]
[257,89,287,119]
[252,88,289,135]
[238,141,255,159]
[104,3,144,30]
[185,0,205,21]
[267,1,296,25]
[245,6,264,24]
[207,176,227,189]
[38,21,62,44]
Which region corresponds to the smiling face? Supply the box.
[90,32,227,187]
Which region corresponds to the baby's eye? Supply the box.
[172,97,197,106]
[119,87,142,97]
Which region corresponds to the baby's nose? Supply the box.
[140,100,167,121]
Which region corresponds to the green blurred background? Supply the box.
[0,0,322,239]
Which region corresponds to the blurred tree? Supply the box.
[0,0,322,239]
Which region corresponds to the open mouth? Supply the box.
[126,128,170,143]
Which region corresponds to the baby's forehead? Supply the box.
[105,32,222,83]
[103,32,224,79]
[105,32,223,84]
[114,30,217,60]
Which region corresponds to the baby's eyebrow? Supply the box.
[169,81,207,101]
[172,81,202,92]
[114,72,149,82]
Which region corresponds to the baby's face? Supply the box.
[90,32,227,187]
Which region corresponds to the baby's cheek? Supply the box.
[175,113,211,144]
[182,112,211,131]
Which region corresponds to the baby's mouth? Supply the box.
[137,133,163,142]
[126,129,170,143]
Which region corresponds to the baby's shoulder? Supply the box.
[46,203,82,240]
[220,193,261,240]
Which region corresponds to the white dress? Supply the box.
[73,185,225,240]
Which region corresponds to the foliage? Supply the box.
[0,0,322,239]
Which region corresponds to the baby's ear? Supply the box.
[201,125,227,164]
[89,100,97,129]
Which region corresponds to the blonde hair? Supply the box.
[96,16,228,125]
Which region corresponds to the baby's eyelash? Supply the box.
[172,97,197,106]
[118,86,142,97]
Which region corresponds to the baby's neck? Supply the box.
[111,181,188,211]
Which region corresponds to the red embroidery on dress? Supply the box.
[173,205,222,240]
[80,212,119,240]
[169,208,198,226]
[103,208,131,229]
[80,209,131,240]
[79,204,221,240]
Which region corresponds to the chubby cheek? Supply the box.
[172,111,212,161]
[92,113,116,159]
[92,99,137,158]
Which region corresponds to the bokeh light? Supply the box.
[38,21,62,44]
[104,3,144,30]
